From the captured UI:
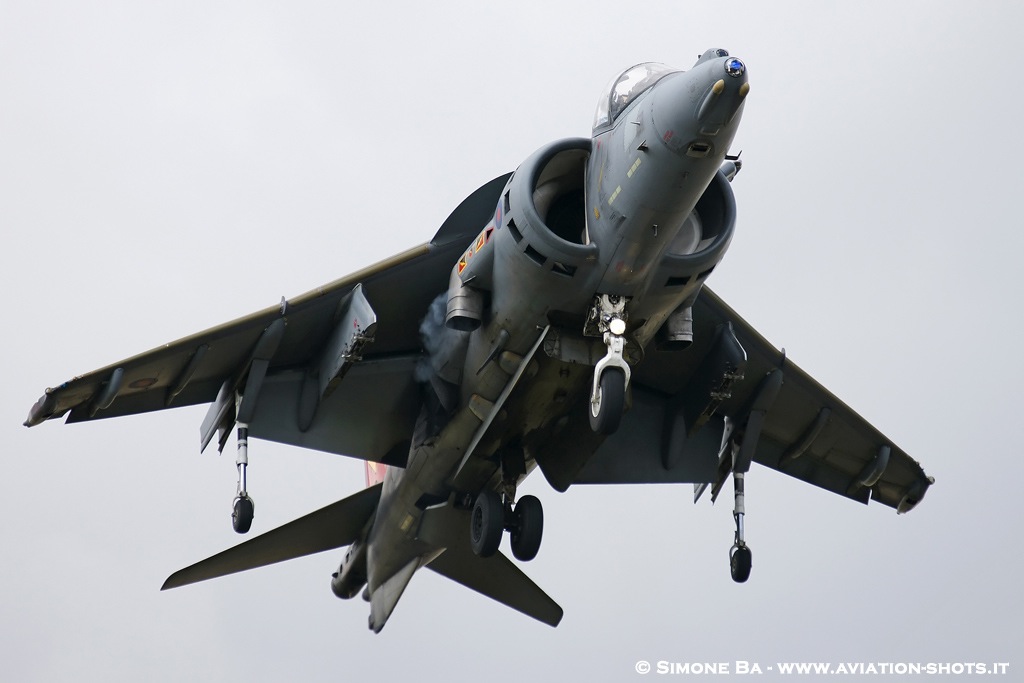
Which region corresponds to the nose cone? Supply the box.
[651,55,749,154]
[723,56,747,78]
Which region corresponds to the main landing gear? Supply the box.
[470,485,544,562]
[588,294,631,435]
[231,422,255,534]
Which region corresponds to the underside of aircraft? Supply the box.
[25,50,932,632]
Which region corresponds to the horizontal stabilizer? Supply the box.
[162,484,382,590]
[419,504,562,627]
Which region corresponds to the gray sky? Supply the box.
[3,1,1022,680]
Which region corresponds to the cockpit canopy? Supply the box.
[593,62,678,131]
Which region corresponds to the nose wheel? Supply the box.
[590,367,626,434]
[587,294,632,435]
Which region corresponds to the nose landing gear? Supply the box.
[587,294,632,435]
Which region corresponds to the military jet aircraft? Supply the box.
[25,50,933,632]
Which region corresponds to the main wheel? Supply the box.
[470,489,504,558]
[232,495,254,534]
[589,368,626,435]
[730,544,752,583]
[510,495,544,561]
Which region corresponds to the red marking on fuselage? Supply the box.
[365,461,387,487]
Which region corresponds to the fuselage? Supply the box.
[357,50,749,605]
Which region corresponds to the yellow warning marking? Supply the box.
[593,207,601,219]
[627,157,642,178]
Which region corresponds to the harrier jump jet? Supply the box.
[25,50,933,632]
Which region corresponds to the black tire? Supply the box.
[730,545,752,583]
[510,495,544,562]
[589,368,626,435]
[232,496,254,534]
[470,489,504,558]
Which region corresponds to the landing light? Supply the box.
[725,58,746,77]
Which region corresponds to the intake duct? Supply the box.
[653,168,737,290]
[496,138,598,278]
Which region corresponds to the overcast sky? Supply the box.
[3,1,1022,680]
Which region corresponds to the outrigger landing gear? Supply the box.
[729,471,752,582]
[231,422,254,534]
[588,294,632,435]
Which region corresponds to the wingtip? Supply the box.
[24,391,57,428]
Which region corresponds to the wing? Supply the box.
[25,174,511,465]
[569,287,933,514]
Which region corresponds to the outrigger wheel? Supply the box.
[730,543,752,583]
[232,494,254,534]
[729,470,752,582]
[231,422,254,534]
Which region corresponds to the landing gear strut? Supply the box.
[588,294,631,435]
[729,471,752,582]
[231,422,254,534]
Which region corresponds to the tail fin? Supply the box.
[162,483,382,590]
[365,461,387,487]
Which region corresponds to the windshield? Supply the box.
[593,62,678,131]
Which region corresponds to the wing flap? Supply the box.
[162,483,382,590]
